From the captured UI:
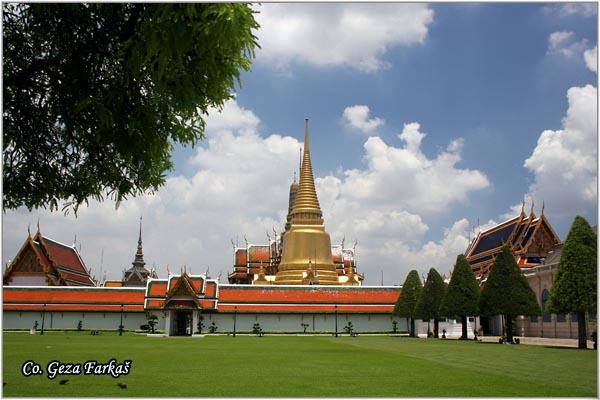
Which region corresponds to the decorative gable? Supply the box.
[144,273,218,311]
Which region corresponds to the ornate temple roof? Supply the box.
[143,273,218,310]
[466,203,561,278]
[122,217,157,287]
[3,228,96,287]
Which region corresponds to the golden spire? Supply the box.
[290,118,323,221]
[276,118,338,285]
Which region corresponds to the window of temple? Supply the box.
[557,314,566,322]
[541,289,551,322]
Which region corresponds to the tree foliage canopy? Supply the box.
[3,3,259,212]
[394,270,422,319]
[440,254,479,318]
[479,245,540,317]
[548,216,597,314]
[415,268,446,321]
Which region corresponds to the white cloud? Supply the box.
[343,105,385,134]
[316,117,490,282]
[584,46,597,72]
[551,3,597,18]
[522,84,597,219]
[2,101,489,285]
[254,3,434,72]
[329,122,489,215]
[202,98,260,136]
[547,31,588,59]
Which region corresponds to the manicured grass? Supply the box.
[2,331,597,397]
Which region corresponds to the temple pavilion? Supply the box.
[228,119,363,286]
[465,202,561,279]
[3,226,95,287]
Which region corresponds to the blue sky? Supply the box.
[3,3,598,285]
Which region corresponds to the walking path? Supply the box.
[480,335,595,349]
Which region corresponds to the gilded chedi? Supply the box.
[275,120,339,285]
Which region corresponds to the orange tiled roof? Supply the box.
[217,304,394,313]
[104,280,124,287]
[3,286,145,311]
[42,238,88,274]
[217,285,399,313]
[248,246,270,262]
[4,282,398,314]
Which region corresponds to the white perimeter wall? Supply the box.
[199,312,406,333]
[3,311,164,331]
[3,311,406,333]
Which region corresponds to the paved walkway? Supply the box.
[480,335,596,349]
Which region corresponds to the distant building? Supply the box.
[465,204,595,339]
[3,227,95,286]
[465,203,560,279]
[103,218,157,287]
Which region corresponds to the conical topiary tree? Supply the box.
[415,268,446,338]
[479,244,540,343]
[440,254,479,339]
[394,270,423,337]
[548,216,597,349]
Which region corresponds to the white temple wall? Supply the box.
[4,311,401,333]
[416,318,477,339]
[3,311,162,331]
[199,312,405,333]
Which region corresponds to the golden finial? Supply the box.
[530,198,535,217]
[541,200,545,216]
[291,118,322,218]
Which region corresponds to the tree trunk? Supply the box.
[434,318,439,338]
[506,315,513,343]
[578,311,587,349]
[410,318,416,337]
[460,315,467,340]
[427,320,430,337]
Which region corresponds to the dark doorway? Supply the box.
[480,316,490,335]
[175,311,192,336]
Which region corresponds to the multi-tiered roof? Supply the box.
[3,227,95,286]
[466,203,561,279]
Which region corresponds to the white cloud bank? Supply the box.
[523,84,597,219]
[552,3,597,18]
[254,3,434,72]
[2,100,490,285]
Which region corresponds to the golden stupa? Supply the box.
[275,119,339,285]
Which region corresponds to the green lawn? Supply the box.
[2,331,597,397]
